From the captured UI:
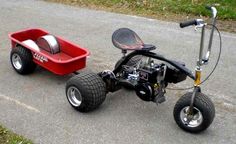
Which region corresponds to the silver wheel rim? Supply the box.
[12,53,22,70]
[67,86,82,107]
[180,106,203,128]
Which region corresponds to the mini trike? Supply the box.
[65,6,221,133]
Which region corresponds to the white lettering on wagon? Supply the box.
[33,52,48,63]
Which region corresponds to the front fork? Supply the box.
[188,67,202,116]
[187,23,206,116]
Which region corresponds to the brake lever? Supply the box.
[194,19,206,31]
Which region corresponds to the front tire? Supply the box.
[10,46,36,75]
[173,92,215,133]
[66,72,106,112]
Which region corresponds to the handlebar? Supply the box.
[205,6,217,64]
[206,6,217,18]
[179,6,217,29]
[179,6,218,66]
[180,20,197,28]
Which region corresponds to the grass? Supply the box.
[0,125,32,144]
[47,0,236,20]
[46,0,236,33]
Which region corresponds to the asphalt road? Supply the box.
[0,0,236,144]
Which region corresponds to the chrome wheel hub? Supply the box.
[12,53,22,70]
[67,86,82,107]
[180,106,203,128]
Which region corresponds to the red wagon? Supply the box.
[9,28,89,75]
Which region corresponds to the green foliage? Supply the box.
[54,0,236,20]
[0,125,32,144]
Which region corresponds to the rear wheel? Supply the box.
[10,46,36,74]
[66,72,106,112]
[173,92,215,133]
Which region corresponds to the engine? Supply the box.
[135,60,167,103]
[117,56,187,104]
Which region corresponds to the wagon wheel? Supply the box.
[10,45,37,75]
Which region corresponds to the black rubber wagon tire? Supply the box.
[10,46,37,75]
[66,72,106,112]
[173,92,215,133]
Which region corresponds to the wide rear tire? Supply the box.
[66,72,106,112]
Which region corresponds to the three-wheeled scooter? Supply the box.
[65,6,221,133]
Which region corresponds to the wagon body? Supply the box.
[9,28,89,75]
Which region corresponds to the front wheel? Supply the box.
[173,92,215,133]
[66,72,106,112]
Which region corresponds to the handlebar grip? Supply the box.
[180,19,197,28]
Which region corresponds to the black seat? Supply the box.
[112,28,156,51]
